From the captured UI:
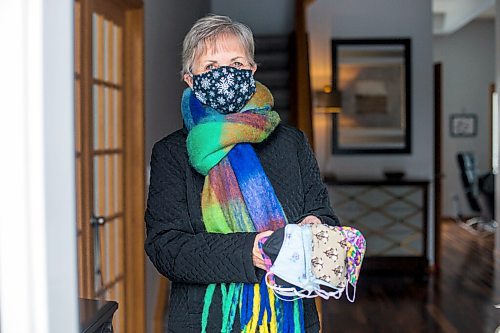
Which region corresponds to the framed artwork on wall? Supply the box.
[331,38,412,154]
[449,113,477,137]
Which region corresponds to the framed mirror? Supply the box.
[331,38,412,154]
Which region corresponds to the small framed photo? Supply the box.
[450,114,477,137]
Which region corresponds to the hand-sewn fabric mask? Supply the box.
[311,224,347,289]
[311,224,366,302]
[191,66,256,114]
[264,224,318,300]
[262,223,366,302]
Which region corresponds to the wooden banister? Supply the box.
[292,0,315,148]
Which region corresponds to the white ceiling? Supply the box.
[433,0,495,35]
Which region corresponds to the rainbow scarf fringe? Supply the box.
[182,82,305,332]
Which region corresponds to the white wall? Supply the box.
[308,0,434,179]
[210,0,294,35]
[0,1,78,332]
[434,19,495,217]
[144,1,210,332]
[307,0,435,260]
[145,1,209,152]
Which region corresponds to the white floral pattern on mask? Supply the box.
[192,66,256,114]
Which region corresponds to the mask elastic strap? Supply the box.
[314,284,343,300]
[345,282,357,303]
[265,272,314,301]
[313,279,345,300]
[294,288,317,299]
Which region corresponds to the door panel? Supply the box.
[75,1,145,331]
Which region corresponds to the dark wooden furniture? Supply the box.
[324,176,430,274]
[79,298,118,333]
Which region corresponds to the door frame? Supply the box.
[123,6,146,332]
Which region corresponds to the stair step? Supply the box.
[277,109,290,124]
[272,88,290,109]
[254,34,292,125]
[255,52,290,71]
[254,35,291,53]
[254,70,290,90]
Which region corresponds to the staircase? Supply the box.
[254,35,293,125]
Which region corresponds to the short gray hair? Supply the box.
[181,15,256,77]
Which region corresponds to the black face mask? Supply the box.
[191,66,256,114]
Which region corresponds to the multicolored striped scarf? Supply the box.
[181,82,305,332]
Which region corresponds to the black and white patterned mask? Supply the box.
[191,66,256,114]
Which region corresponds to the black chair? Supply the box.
[456,152,496,233]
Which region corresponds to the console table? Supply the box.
[324,177,430,274]
[79,298,118,333]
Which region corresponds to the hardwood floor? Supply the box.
[321,220,500,333]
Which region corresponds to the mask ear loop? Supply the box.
[345,281,357,303]
[265,272,318,301]
[313,280,344,300]
[265,272,303,301]
[266,271,349,301]
[315,288,340,300]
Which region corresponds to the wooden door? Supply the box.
[74,1,145,332]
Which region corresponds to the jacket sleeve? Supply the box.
[144,140,260,285]
[295,132,341,227]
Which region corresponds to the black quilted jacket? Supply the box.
[144,123,340,332]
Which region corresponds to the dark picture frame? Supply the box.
[449,114,477,137]
[331,38,412,154]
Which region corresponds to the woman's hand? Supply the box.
[252,230,274,270]
[298,215,322,226]
[251,217,320,269]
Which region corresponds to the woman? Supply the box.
[145,14,340,333]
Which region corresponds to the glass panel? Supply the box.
[107,88,114,150]
[113,90,118,149]
[104,155,109,216]
[93,85,99,149]
[114,154,119,212]
[113,25,118,84]
[114,218,119,286]
[98,85,105,150]
[103,19,108,82]
[107,154,114,216]
[92,13,98,79]
[116,154,123,212]
[116,90,122,149]
[116,26,122,85]
[93,156,99,215]
[96,156,106,217]
[103,86,108,149]
[117,216,124,274]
